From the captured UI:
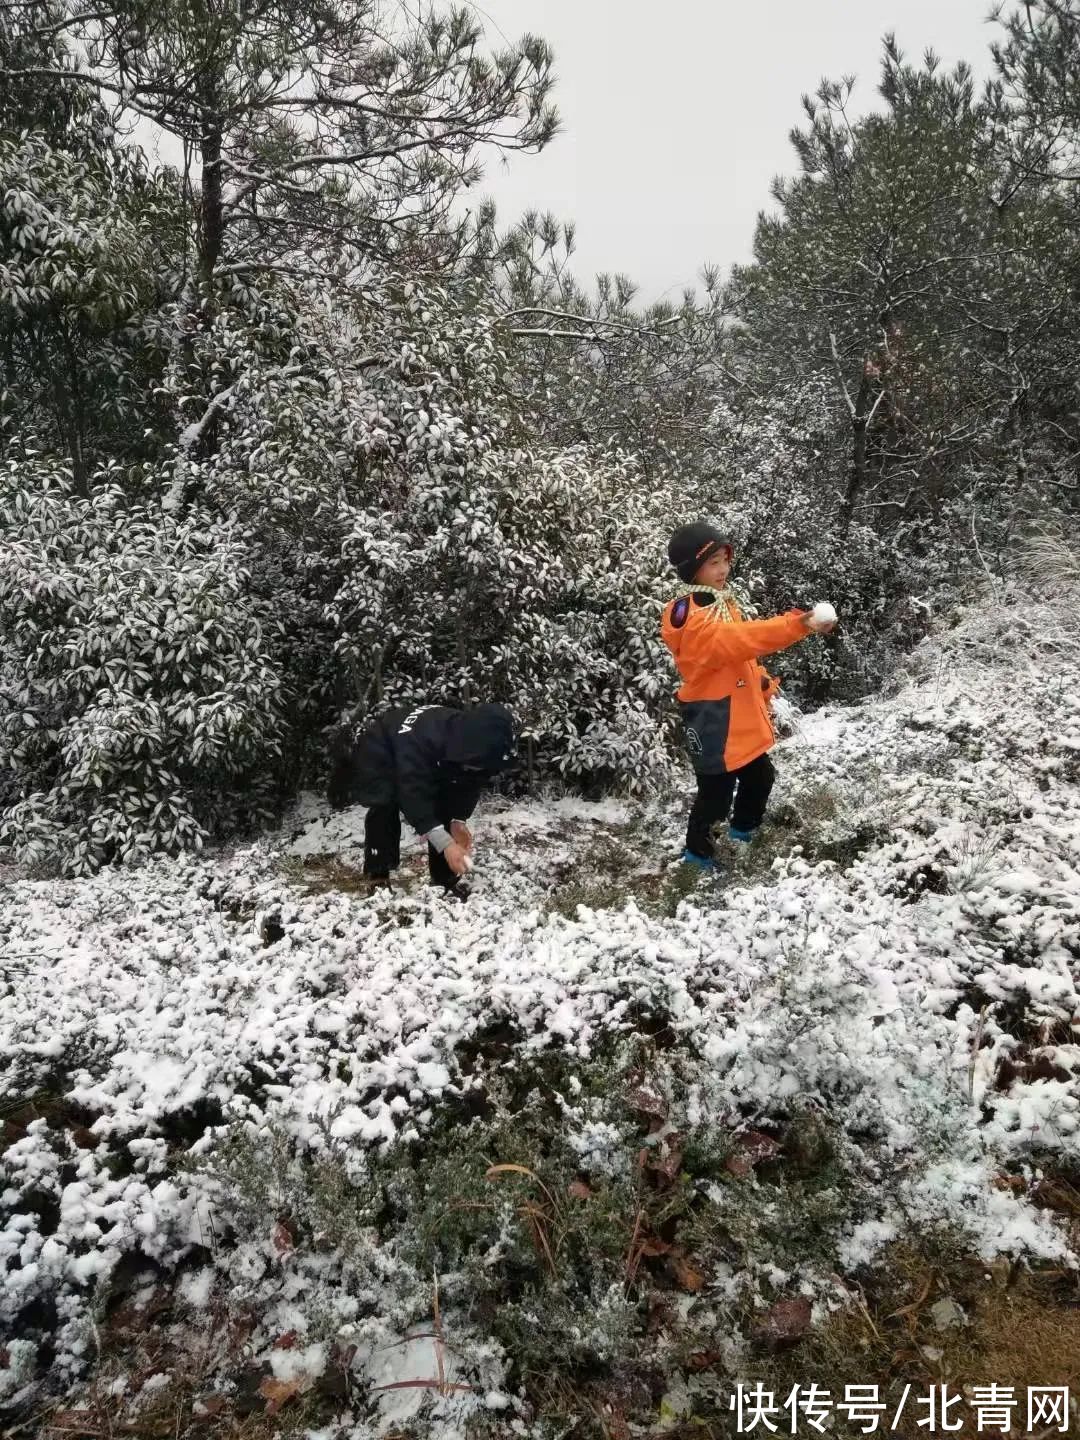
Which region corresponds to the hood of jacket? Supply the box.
[445,703,516,773]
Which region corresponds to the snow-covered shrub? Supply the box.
[0,1116,202,1396]
[0,123,182,475]
[160,293,367,779]
[706,385,936,702]
[156,275,687,795]
[0,130,147,332]
[0,458,286,873]
[311,278,684,792]
[333,445,680,791]
[5,587,1079,1418]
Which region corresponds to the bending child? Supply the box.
[328,702,516,898]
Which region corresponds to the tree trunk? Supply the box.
[183,98,226,469]
[198,104,225,308]
[814,361,877,705]
[51,361,87,494]
[838,367,873,540]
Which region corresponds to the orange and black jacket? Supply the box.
[660,591,808,774]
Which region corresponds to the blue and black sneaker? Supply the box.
[729,825,755,845]
[681,849,717,871]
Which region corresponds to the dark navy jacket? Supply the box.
[328,703,515,835]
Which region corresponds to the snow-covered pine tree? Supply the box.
[0,12,183,481]
[1,0,557,307]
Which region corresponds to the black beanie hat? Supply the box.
[667,522,733,584]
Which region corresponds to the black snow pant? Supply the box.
[363,803,458,890]
[685,753,775,859]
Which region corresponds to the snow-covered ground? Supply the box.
[2,597,1079,1432]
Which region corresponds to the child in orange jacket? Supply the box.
[661,522,836,868]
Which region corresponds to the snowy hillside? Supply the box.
[2,596,1079,1436]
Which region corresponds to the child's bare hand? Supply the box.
[444,841,470,877]
[802,612,838,635]
[451,821,474,853]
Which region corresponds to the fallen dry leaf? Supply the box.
[270,1217,296,1257]
[648,1137,684,1183]
[725,1129,781,1177]
[567,1180,592,1200]
[670,1250,706,1292]
[646,1294,674,1334]
[626,1086,667,1119]
[258,1375,305,1415]
[686,1349,724,1372]
[192,1394,228,1420]
[650,1154,684,1183]
[637,1235,672,1257]
[373,1379,475,1395]
[753,1295,812,1347]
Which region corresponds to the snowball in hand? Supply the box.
[812,602,837,625]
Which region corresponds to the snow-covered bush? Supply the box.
[703,384,941,701]
[3,578,1079,1421]
[0,122,181,476]
[152,274,686,795]
[0,130,147,330]
[204,275,680,792]
[0,458,286,873]
[332,439,681,791]
[160,292,368,777]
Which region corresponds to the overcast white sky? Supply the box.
[467,0,997,300]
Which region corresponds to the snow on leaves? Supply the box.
[1,594,1078,1414]
[0,463,286,873]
